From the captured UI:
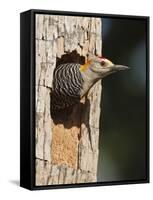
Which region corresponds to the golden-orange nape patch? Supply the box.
[80,60,92,72]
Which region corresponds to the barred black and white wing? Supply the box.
[51,63,84,111]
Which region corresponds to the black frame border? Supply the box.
[20,9,150,190]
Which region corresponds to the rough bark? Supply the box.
[35,14,102,186]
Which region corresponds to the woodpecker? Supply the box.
[51,54,128,112]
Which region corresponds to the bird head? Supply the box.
[80,54,129,79]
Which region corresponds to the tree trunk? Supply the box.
[35,14,102,185]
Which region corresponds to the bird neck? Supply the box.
[80,68,100,98]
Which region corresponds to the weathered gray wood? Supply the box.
[35,14,102,185]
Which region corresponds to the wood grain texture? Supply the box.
[35,14,102,186]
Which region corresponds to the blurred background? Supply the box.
[97,17,148,182]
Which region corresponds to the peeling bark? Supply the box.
[35,14,102,186]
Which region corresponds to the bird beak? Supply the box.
[112,65,129,71]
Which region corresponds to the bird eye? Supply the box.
[101,61,105,66]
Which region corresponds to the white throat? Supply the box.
[80,69,100,98]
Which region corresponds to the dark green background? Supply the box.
[98,17,148,182]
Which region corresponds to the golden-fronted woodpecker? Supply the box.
[51,54,128,112]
